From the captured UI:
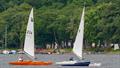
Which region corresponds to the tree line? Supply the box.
[0,0,120,49]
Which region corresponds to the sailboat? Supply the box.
[9,8,52,65]
[56,7,90,66]
[114,44,119,50]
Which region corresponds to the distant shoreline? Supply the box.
[0,48,119,54]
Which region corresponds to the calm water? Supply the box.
[0,53,119,68]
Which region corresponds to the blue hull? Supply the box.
[62,62,90,66]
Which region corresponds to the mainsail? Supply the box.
[24,8,35,59]
[73,7,85,59]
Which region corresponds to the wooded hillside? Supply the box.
[0,0,120,49]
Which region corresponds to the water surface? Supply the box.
[0,53,119,68]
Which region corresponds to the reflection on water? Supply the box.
[0,53,120,68]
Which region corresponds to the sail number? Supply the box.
[27,30,32,34]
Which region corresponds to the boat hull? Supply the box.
[62,62,90,66]
[9,60,52,65]
[56,61,90,66]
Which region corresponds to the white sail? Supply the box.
[24,8,35,59]
[73,7,85,59]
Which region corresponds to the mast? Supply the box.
[5,24,7,49]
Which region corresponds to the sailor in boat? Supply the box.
[18,56,23,62]
[69,57,74,61]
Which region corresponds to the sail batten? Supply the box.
[73,7,85,59]
[24,8,35,60]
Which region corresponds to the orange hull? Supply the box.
[9,60,52,65]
